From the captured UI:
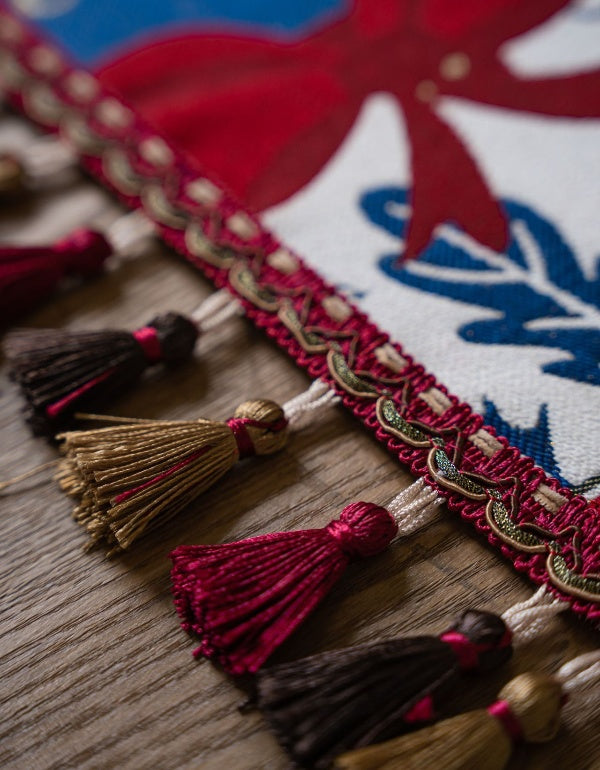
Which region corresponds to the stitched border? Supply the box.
[1,7,598,623]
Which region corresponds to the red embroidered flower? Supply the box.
[97,0,600,259]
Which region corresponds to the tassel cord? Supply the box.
[191,288,243,331]
[102,209,156,257]
[387,477,444,537]
[283,380,340,430]
[557,650,600,702]
[501,585,565,643]
[16,136,77,182]
[0,459,59,493]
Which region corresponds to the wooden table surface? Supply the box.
[1,113,598,770]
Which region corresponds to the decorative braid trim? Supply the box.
[2,7,599,620]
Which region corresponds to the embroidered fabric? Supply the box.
[1,6,598,620]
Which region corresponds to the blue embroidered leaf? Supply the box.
[504,200,600,307]
[361,186,600,387]
[483,399,569,486]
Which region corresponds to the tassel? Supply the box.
[334,671,564,770]
[4,289,240,436]
[251,586,564,768]
[0,228,112,326]
[170,478,442,675]
[0,210,155,326]
[4,312,199,436]
[170,502,399,676]
[253,610,512,769]
[57,398,289,554]
[334,649,600,770]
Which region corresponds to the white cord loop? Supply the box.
[192,289,243,331]
[387,477,444,536]
[104,210,156,255]
[557,650,600,694]
[501,585,566,643]
[24,135,77,179]
[283,380,340,430]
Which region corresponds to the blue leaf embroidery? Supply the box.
[483,399,569,487]
[361,187,600,387]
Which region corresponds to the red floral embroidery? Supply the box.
[97,0,600,259]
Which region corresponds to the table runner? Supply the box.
[1,0,599,622]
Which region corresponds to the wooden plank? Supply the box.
[0,115,598,770]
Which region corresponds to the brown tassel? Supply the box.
[57,399,288,554]
[253,610,512,769]
[5,312,199,437]
[334,671,563,770]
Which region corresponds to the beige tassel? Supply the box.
[334,671,563,770]
[57,399,288,554]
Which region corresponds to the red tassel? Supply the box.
[5,312,199,436]
[0,228,112,325]
[170,502,398,675]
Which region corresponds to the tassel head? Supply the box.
[326,502,399,558]
[442,609,513,672]
[227,399,289,457]
[137,312,199,364]
[53,228,112,277]
[495,672,562,744]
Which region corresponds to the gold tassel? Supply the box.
[56,399,288,554]
[334,671,562,770]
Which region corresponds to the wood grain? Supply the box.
[0,114,598,770]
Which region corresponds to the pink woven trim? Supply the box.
[2,6,598,622]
